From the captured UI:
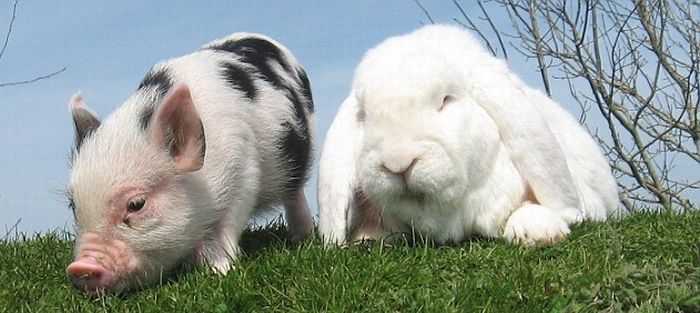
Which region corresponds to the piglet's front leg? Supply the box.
[197,213,248,275]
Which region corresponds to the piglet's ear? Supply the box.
[151,84,206,172]
[70,93,101,149]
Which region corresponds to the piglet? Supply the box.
[66,32,314,294]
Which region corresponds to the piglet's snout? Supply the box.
[67,234,137,293]
[67,258,113,292]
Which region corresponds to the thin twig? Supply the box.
[453,0,497,56]
[478,0,509,59]
[414,0,435,24]
[2,219,21,241]
[0,67,66,87]
[0,0,19,62]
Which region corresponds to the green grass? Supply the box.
[1,211,699,312]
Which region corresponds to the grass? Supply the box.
[1,211,699,312]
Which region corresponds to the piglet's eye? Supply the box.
[127,196,146,213]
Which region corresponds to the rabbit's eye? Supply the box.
[356,106,366,122]
[438,95,455,111]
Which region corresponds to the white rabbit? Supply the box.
[318,25,618,246]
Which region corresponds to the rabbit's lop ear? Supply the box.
[474,80,582,220]
[318,93,363,246]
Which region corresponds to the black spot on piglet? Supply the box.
[137,68,174,131]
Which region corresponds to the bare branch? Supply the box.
[0,0,19,62]
[525,0,551,96]
[446,0,699,211]
[452,0,498,57]
[0,67,65,87]
[477,0,509,59]
[414,0,435,25]
[0,0,66,88]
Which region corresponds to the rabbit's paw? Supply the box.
[503,204,570,247]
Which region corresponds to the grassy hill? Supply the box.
[1,211,699,312]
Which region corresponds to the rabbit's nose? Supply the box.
[381,157,418,178]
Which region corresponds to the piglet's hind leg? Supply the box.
[284,189,314,242]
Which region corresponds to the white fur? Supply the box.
[317,92,363,243]
[318,25,618,246]
[69,32,313,291]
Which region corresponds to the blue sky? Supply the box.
[0,1,593,235]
